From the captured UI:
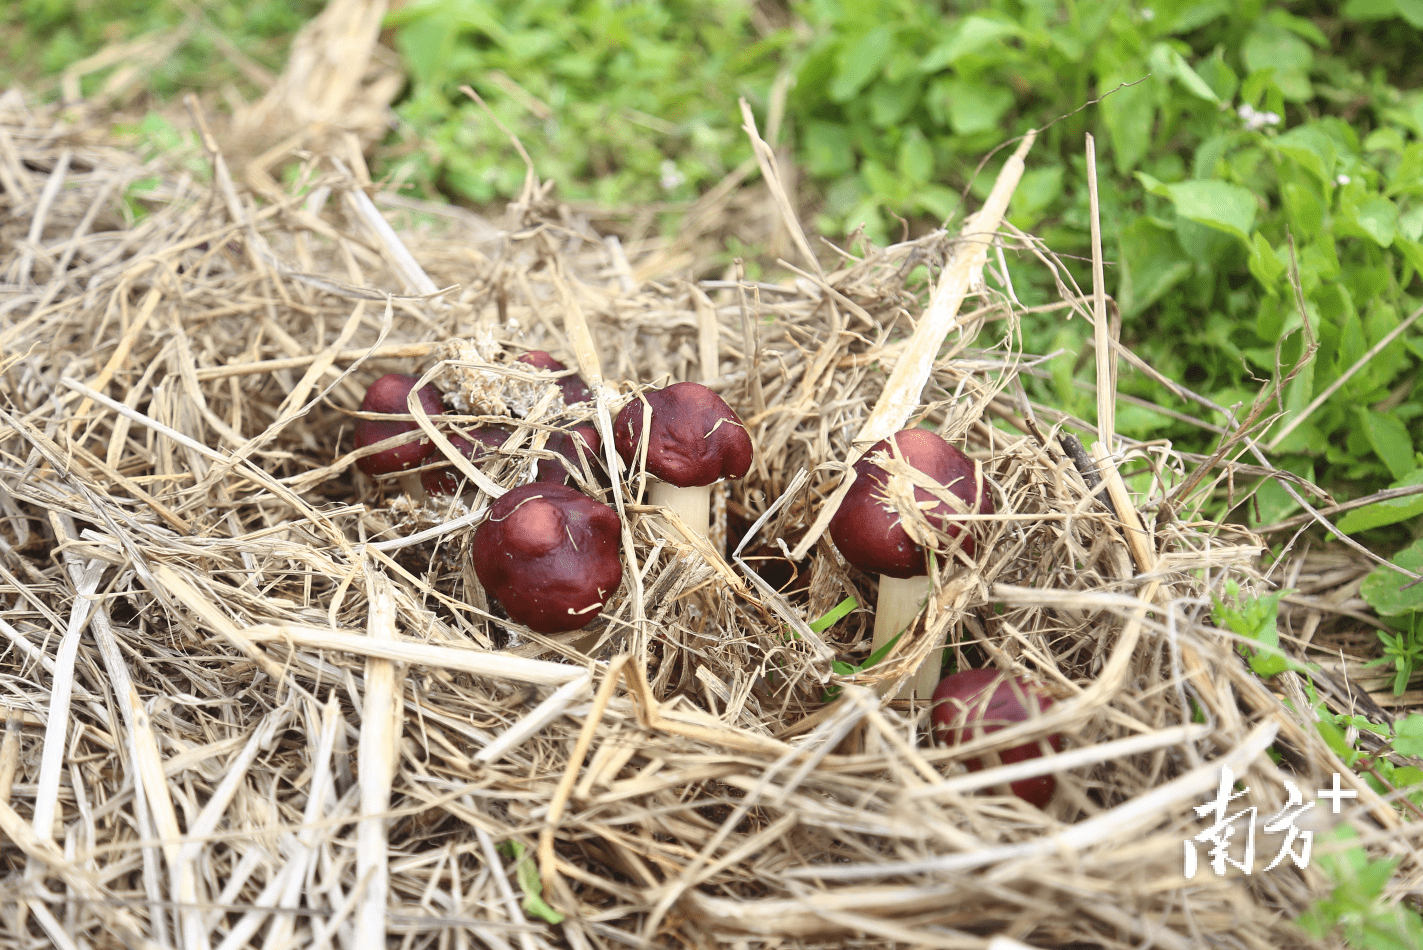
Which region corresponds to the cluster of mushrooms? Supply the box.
[351,352,1062,806]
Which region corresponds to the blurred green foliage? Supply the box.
[0,0,324,97]
[385,0,789,205]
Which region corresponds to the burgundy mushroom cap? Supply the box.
[471,483,623,634]
[420,427,509,495]
[517,350,593,405]
[534,424,602,485]
[353,374,445,477]
[828,428,992,579]
[612,382,753,487]
[931,669,1061,809]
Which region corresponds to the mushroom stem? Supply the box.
[648,480,711,539]
[398,473,427,502]
[872,573,935,699]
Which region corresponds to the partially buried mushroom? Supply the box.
[516,350,593,405]
[421,427,510,496]
[613,381,752,539]
[534,424,602,486]
[354,373,445,497]
[829,428,993,699]
[471,483,623,634]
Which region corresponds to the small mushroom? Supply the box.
[534,424,602,486]
[613,381,753,538]
[471,483,623,634]
[931,669,1061,809]
[516,350,593,405]
[354,373,445,496]
[828,428,992,699]
[421,427,510,496]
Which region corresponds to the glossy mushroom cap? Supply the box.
[613,382,753,487]
[517,350,593,405]
[354,374,445,476]
[828,428,992,579]
[421,428,509,495]
[534,424,602,485]
[931,669,1062,809]
[472,483,623,634]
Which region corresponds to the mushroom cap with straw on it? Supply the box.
[612,381,753,488]
[828,427,993,579]
[420,427,510,495]
[471,482,623,634]
[353,373,445,476]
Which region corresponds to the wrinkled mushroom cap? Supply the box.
[421,427,509,495]
[353,373,445,476]
[612,382,753,487]
[471,483,623,633]
[828,428,992,578]
[931,669,1061,809]
[516,350,593,405]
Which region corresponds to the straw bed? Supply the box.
[0,88,1416,950]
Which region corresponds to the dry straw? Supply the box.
[0,79,1416,950]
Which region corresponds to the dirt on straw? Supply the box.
[0,51,1419,950]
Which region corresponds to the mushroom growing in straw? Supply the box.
[931,668,1062,808]
[829,428,992,699]
[471,483,623,634]
[613,381,752,539]
[420,427,509,497]
[353,373,445,497]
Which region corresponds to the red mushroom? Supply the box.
[517,350,593,405]
[613,382,753,538]
[354,373,445,497]
[421,427,510,496]
[931,669,1062,809]
[471,483,623,634]
[534,424,602,486]
[828,428,992,698]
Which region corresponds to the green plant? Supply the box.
[1360,538,1423,694]
[384,0,787,206]
[783,0,1423,536]
[496,839,564,924]
[1211,578,1300,677]
[1297,825,1423,950]
[0,0,323,97]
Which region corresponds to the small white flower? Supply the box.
[659,159,685,191]
[1336,173,1351,185]
[1141,8,1155,20]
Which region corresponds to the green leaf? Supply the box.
[1394,713,1423,757]
[898,130,933,186]
[1118,217,1192,316]
[942,80,1015,136]
[1345,195,1400,247]
[1101,72,1155,173]
[809,596,858,634]
[920,15,1018,72]
[1338,469,1423,534]
[1148,43,1219,102]
[804,120,855,178]
[1274,125,1337,185]
[1248,232,1286,288]
[830,26,895,102]
[1395,0,1423,28]
[1358,410,1415,479]
[1211,581,1297,676]
[1361,539,1423,616]
[1163,180,1258,245]
[497,840,565,924]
